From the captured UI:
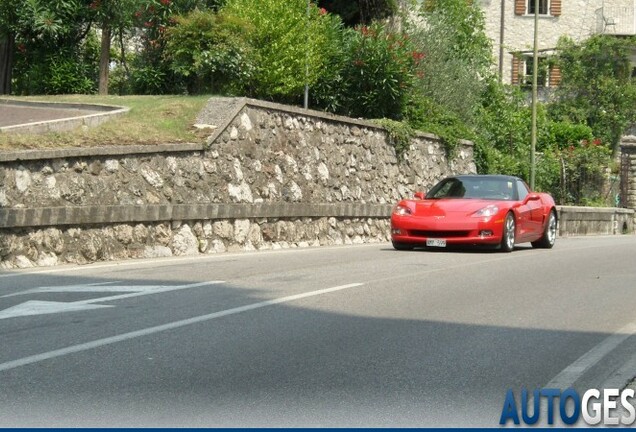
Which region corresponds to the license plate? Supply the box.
[426,238,447,248]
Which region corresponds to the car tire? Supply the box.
[531,209,557,249]
[500,212,515,253]
[392,241,414,251]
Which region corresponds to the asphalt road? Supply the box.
[0,103,102,128]
[1,236,635,427]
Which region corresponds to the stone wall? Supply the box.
[557,206,634,237]
[620,136,636,214]
[0,98,476,269]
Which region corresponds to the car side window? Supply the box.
[517,180,529,201]
[428,179,454,198]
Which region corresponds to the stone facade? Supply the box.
[480,0,605,84]
[0,98,476,269]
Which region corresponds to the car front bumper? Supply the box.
[390,215,506,246]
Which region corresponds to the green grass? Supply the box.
[0,95,212,150]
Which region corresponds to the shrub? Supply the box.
[164,9,254,95]
[221,0,338,100]
[337,23,420,120]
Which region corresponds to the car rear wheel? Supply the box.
[532,210,557,249]
[392,241,414,251]
[500,212,515,252]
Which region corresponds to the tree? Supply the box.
[90,0,142,95]
[0,0,17,94]
[317,0,400,26]
[221,0,339,100]
[551,35,636,155]
[409,0,493,124]
[1,0,98,95]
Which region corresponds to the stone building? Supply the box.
[479,0,636,87]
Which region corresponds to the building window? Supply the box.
[522,56,549,88]
[512,55,561,88]
[515,0,560,17]
[527,0,549,15]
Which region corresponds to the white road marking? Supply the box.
[0,282,364,372]
[0,300,113,318]
[1,281,123,298]
[545,320,636,389]
[0,281,224,320]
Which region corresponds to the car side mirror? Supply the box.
[414,192,426,200]
[525,193,541,202]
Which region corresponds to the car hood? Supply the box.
[412,199,505,216]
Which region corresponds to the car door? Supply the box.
[515,180,542,240]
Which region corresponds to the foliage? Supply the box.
[128,0,226,94]
[551,35,636,154]
[221,0,339,100]
[545,121,593,151]
[537,141,612,206]
[334,23,421,119]
[164,9,253,94]
[308,13,347,112]
[405,96,473,156]
[407,0,492,124]
[3,0,98,95]
[472,79,530,175]
[317,0,401,26]
[13,31,99,95]
[374,118,415,159]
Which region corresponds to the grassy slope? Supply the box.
[0,95,212,150]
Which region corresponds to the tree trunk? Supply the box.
[99,24,111,95]
[0,32,14,95]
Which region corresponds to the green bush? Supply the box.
[336,23,420,120]
[13,48,97,95]
[164,9,254,94]
[546,121,593,150]
[221,0,338,100]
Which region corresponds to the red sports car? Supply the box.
[391,175,557,252]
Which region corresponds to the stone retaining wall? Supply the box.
[0,98,475,269]
[557,206,635,236]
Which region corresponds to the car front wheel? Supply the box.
[500,212,515,252]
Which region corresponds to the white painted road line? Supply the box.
[0,281,226,320]
[545,320,636,389]
[0,282,364,373]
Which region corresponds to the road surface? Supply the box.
[1,236,635,427]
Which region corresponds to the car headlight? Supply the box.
[472,204,499,218]
[393,204,412,216]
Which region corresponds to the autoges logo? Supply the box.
[499,388,635,426]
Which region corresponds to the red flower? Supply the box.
[593,138,602,146]
[319,7,327,15]
[144,21,153,28]
[160,0,171,5]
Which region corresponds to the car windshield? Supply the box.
[425,177,516,201]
